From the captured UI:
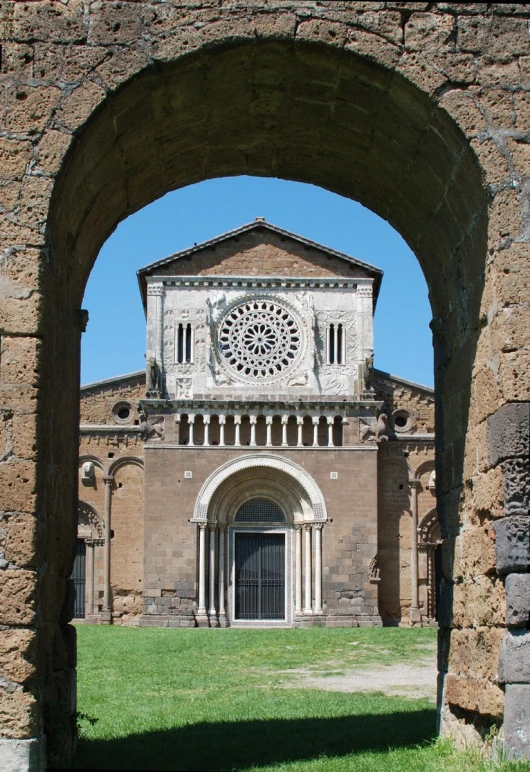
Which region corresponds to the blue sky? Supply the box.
[82,176,433,388]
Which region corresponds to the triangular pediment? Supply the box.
[137,221,383,308]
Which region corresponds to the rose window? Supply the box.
[217,299,303,380]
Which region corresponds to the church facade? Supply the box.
[76,221,439,629]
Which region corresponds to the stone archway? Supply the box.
[1,4,529,767]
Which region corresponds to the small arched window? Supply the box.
[235,498,285,523]
[176,323,193,364]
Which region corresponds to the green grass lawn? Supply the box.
[68,626,529,771]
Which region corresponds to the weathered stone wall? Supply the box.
[0,2,529,767]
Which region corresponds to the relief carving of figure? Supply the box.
[358,352,374,394]
[359,413,390,442]
[287,371,308,388]
[146,357,162,396]
[177,378,193,399]
[81,461,95,487]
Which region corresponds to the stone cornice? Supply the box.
[139,398,384,414]
[146,275,371,291]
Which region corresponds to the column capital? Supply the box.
[218,415,226,425]
[198,522,208,531]
[147,281,164,296]
[249,415,257,425]
[266,415,273,425]
[408,480,422,490]
[281,415,289,425]
[103,475,113,486]
[326,415,335,426]
[203,413,210,424]
[188,413,196,424]
[294,523,303,532]
[233,415,242,425]
[304,523,312,532]
[297,415,304,425]
[208,522,217,532]
[312,416,320,426]
[314,522,324,531]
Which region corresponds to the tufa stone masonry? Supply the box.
[0,2,528,768]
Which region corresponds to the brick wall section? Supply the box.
[156,229,375,281]
[142,446,379,626]
[373,371,435,435]
[80,373,145,425]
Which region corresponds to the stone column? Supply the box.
[303,524,313,614]
[312,416,319,447]
[103,476,113,619]
[188,414,195,447]
[197,523,208,620]
[297,416,304,447]
[327,416,334,447]
[234,415,241,447]
[314,524,323,614]
[281,415,289,447]
[334,324,339,364]
[266,415,273,447]
[295,525,302,615]
[203,413,210,447]
[250,415,257,447]
[85,539,94,615]
[208,524,217,626]
[219,415,226,447]
[408,480,422,625]
[218,526,227,627]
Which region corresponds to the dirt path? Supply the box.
[274,655,438,702]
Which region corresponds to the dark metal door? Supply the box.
[72,539,86,618]
[235,533,285,620]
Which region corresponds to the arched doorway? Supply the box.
[192,454,328,628]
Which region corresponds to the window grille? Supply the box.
[235,498,285,523]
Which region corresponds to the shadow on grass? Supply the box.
[66,708,437,770]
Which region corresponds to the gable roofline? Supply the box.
[373,368,434,396]
[81,369,145,393]
[136,220,383,310]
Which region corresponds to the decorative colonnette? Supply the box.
[175,410,345,448]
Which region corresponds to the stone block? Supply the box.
[495,516,530,575]
[0,737,45,772]
[503,684,530,760]
[498,630,530,685]
[445,673,504,718]
[0,569,36,625]
[487,402,530,467]
[0,687,38,739]
[505,573,530,627]
[0,628,36,684]
[502,458,530,516]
